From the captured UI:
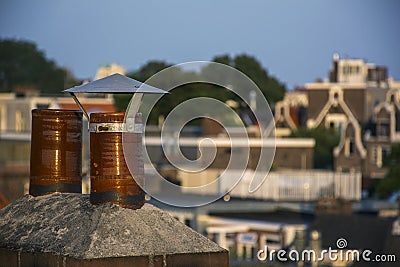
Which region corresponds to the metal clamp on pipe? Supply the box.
[89,114,143,134]
[89,122,126,133]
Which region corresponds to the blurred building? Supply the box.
[145,126,361,202]
[145,124,315,171]
[94,63,126,80]
[274,89,308,137]
[279,54,400,187]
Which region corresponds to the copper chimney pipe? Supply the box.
[29,109,83,196]
[89,112,144,210]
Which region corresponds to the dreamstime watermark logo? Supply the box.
[336,237,347,249]
[122,61,275,207]
[257,238,396,263]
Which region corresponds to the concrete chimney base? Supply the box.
[0,194,228,266]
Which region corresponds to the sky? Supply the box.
[1,0,399,89]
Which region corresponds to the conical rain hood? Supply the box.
[64,73,168,94]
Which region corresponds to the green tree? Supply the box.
[290,127,340,169]
[114,54,287,124]
[213,55,232,66]
[129,61,171,82]
[0,39,77,94]
[114,61,173,112]
[115,60,233,124]
[376,143,400,198]
[211,54,286,104]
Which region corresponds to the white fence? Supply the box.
[224,170,361,201]
[179,169,361,201]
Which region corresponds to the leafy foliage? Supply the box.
[115,54,286,124]
[0,39,78,94]
[376,143,400,198]
[290,127,340,169]
[232,54,286,104]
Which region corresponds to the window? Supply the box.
[342,167,350,173]
[345,139,355,157]
[371,146,383,168]
[371,146,377,164]
[377,123,390,138]
[382,147,391,162]
[396,110,400,132]
[377,146,383,168]
[325,114,347,132]
[342,64,361,75]
[343,65,350,74]
[333,93,339,101]
[349,140,355,156]
[390,95,395,104]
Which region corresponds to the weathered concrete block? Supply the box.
[0,194,228,266]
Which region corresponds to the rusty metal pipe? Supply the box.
[89,112,144,209]
[29,109,83,196]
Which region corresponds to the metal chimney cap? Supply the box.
[63,73,168,94]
